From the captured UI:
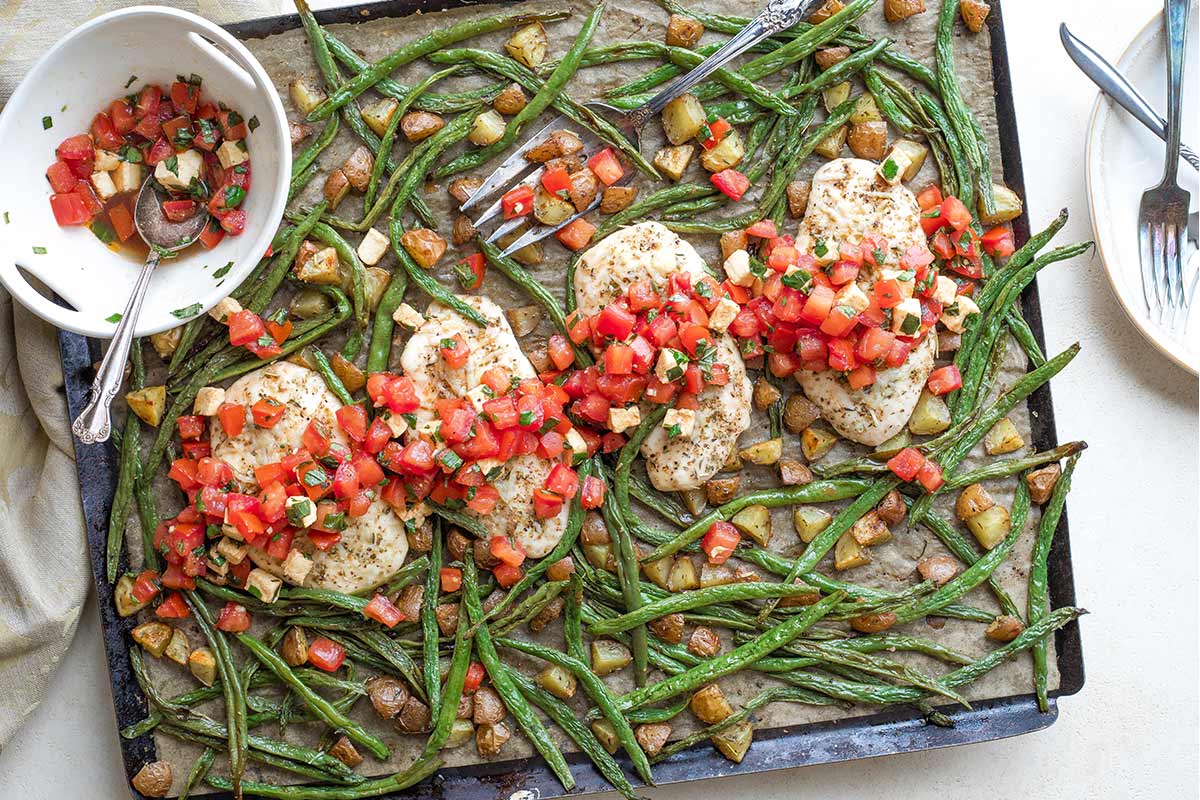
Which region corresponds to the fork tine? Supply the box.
[485,217,526,245]
[1138,218,1159,317]
[499,195,606,258]
[1153,222,1172,323]
[458,115,567,213]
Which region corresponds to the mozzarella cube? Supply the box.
[723,249,754,287]
[286,495,318,529]
[216,536,249,565]
[891,298,923,336]
[465,384,491,413]
[205,551,230,578]
[381,410,408,438]
[939,294,980,333]
[357,228,390,267]
[94,150,121,172]
[565,427,588,457]
[833,281,871,315]
[880,268,916,298]
[154,149,203,192]
[216,140,249,170]
[113,160,144,194]
[193,386,226,416]
[707,296,740,333]
[607,405,641,434]
[392,302,424,330]
[932,275,959,306]
[246,568,283,604]
[812,238,838,266]
[209,296,243,324]
[878,147,912,185]
[90,170,117,201]
[654,348,686,383]
[417,418,441,439]
[282,549,315,585]
[663,408,696,439]
[295,246,341,285]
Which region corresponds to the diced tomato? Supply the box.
[215,403,245,438]
[920,205,947,236]
[927,365,962,395]
[160,559,196,590]
[490,535,526,568]
[627,279,661,312]
[587,147,624,186]
[981,225,1016,258]
[828,261,860,286]
[575,476,604,511]
[887,447,927,481]
[333,405,367,443]
[297,420,330,457]
[167,458,200,490]
[265,318,292,346]
[827,337,858,372]
[799,285,835,325]
[556,217,596,251]
[699,116,732,149]
[199,221,226,250]
[455,252,486,291]
[219,208,247,235]
[595,301,636,339]
[846,363,876,389]
[604,342,633,375]
[873,278,904,309]
[227,310,265,346]
[251,398,285,428]
[307,636,346,672]
[110,99,137,135]
[363,594,404,628]
[916,184,943,212]
[181,440,211,459]
[532,488,564,519]
[710,168,750,201]
[645,313,678,347]
[162,199,196,223]
[541,334,572,372]
[170,80,200,115]
[194,457,230,488]
[216,109,248,141]
[745,219,777,239]
[46,160,79,193]
[884,338,913,368]
[916,459,945,492]
[502,185,534,219]
[540,165,572,197]
[679,325,713,358]
[439,333,470,369]
[465,484,500,514]
[440,567,463,593]
[155,591,191,619]
[464,661,486,693]
[132,570,162,603]
[931,230,955,261]
[215,602,252,632]
[108,203,136,242]
[56,133,93,164]
[493,561,523,588]
[544,464,578,500]
[855,327,895,363]
[701,520,740,565]
[942,195,972,230]
[49,192,91,226]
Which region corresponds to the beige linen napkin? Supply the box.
[0,0,283,749]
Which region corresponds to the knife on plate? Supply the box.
[1060,22,1199,171]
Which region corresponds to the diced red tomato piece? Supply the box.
[251,398,285,428]
[927,365,963,395]
[227,310,266,346]
[701,520,740,565]
[887,447,927,481]
[544,463,578,499]
[855,327,895,362]
[363,594,404,628]
[531,488,564,519]
[110,99,137,134]
[799,285,835,325]
[873,278,904,309]
[827,337,858,372]
[46,160,79,193]
[556,217,596,251]
[941,195,972,230]
[199,221,225,250]
[846,363,876,389]
[218,208,247,235]
[216,602,252,632]
[595,301,636,339]
[916,184,943,211]
[162,199,196,223]
[194,457,230,487]
[155,591,191,619]
[711,168,750,201]
[216,403,245,437]
[132,570,162,603]
[587,148,624,186]
[501,185,534,219]
[545,334,574,371]
[828,261,860,286]
[167,458,200,491]
[745,219,777,239]
[108,203,136,242]
[699,116,732,150]
[334,404,368,442]
[170,80,200,115]
[463,661,486,693]
[49,192,91,226]
[490,535,526,567]
[493,562,523,588]
[916,459,945,492]
[465,484,500,514]
[216,109,249,141]
[307,636,346,672]
[604,342,634,375]
[439,333,470,368]
[440,567,463,593]
[981,226,1016,258]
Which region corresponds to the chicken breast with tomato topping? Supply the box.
[794,158,937,446]
[574,221,752,491]
[400,295,570,558]
[211,361,420,593]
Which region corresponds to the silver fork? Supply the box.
[1137,0,1193,331]
[461,0,825,257]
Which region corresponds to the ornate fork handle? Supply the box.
[628,0,822,126]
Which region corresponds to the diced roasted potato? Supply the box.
[492,83,527,115]
[875,489,907,526]
[966,504,1011,550]
[296,246,340,285]
[546,557,575,582]
[114,574,151,617]
[591,639,632,676]
[704,476,741,506]
[360,97,398,137]
[847,120,888,160]
[740,437,782,465]
[591,720,620,754]
[435,602,460,637]
[834,531,871,570]
[449,177,483,205]
[712,721,753,763]
[654,143,695,181]
[367,676,410,720]
[149,327,182,359]
[505,22,548,68]
[885,0,926,22]
[753,380,781,414]
[909,388,952,435]
[469,110,506,146]
[680,487,707,516]
[918,555,960,586]
[793,506,833,543]
[323,168,350,211]
[601,185,639,214]
[690,683,733,724]
[132,621,173,658]
[814,46,851,70]
[187,647,217,687]
[395,696,431,733]
[667,556,700,592]
[446,718,475,748]
[801,426,838,460]
[822,82,851,113]
[495,229,543,265]
[533,185,576,226]
[889,139,929,180]
[401,228,447,268]
[814,125,848,159]
[164,629,190,666]
[1026,464,1062,505]
[786,180,811,218]
[126,385,167,427]
[850,94,882,125]
[873,429,912,458]
[850,610,897,633]
[289,78,326,115]
[290,288,333,320]
[784,393,821,433]
[342,145,374,192]
[636,722,673,757]
[537,664,577,700]
[472,686,507,725]
[688,626,722,657]
[985,614,1024,642]
[960,0,991,33]
[643,552,673,590]
[720,230,748,261]
[505,305,542,337]
[329,735,363,768]
[730,504,771,547]
[666,13,705,48]
[289,121,312,145]
[328,352,365,394]
[778,579,822,608]
[400,111,445,143]
[779,459,813,486]
[700,128,745,172]
[131,762,173,798]
[955,483,996,520]
[699,562,742,588]
[647,612,685,643]
[810,0,847,24]
[476,721,511,756]
[524,129,583,163]
[529,596,564,633]
[984,416,1024,454]
[567,168,599,212]
[279,626,309,667]
[850,510,892,546]
[663,94,707,145]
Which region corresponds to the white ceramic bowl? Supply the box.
[0,6,290,338]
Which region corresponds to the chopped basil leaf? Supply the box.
[286,499,313,527]
[881,159,899,181]
[171,303,203,318]
[813,239,828,258]
[213,262,233,279]
[172,126,195,149]
[781,270,813,293]
[119,144,143,163]
[164,155,179,175]
[223,185,246,209]
[42,116,52,130]
[124,75,138,89]
[437,449,464,471]
[322,510,348,531]
[302,465,329,487]
[518,410,534,427]
[248,115,260,132]
[32,246,47,254]
[900,313,920,335]
[226,110,244,127]
[439,338,457,350]
[91,221,117,245]
[665,423,682,438]
[106,313,123,323]
[695,279,713,298]
[873,248,886,265]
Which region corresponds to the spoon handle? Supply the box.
[72,251,161,445]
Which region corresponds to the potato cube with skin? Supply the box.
[246,568,283,603]
[786,181,811,217]
[909,389,951,435]
[296,246,341,285]
[505,23,547,68]
[724,249,754,286]
[148,328,182,359]
[891,297,922,335]
[707,296,740,333]
[154,149,202,192]
[822,82,851,113]
[113,160,143,194]
[90,170,117,201]
[217,139,249,170]
[132,621,173,657]
[690,684,733,725]
[323,169,350,211]
[700,129,745,173]
[878,147,912,185]
[492,83,527,116]
[217,536,249,564]
[814,46,851,71]
[848,120,888,160]
[814,126,847,160]
[282,548,314,585]
[800,426,838,460]
[165,629,190,666]
[290,78,326,115]
[653,144,695,181]
[834,531,871,570]
[356,228,390,267]
[662,94,706,145]
[940,293,980,333]
[188,647,217,686]
[469,109,506,147]
[208,296,242,323]
[126,385,166,426]
[932,274,959,305]
[193,386,225,416]
[666,14,704,48]
[849,510,892,546]
[401,112,444,143]
[720,230,748,261]
[966,504,1011,550]
[960,0,991,32]
[890,139,929,180]
[885,0,926,23]
[607,405,641,434]
[850,94,882,125]
[392,302,424,330]
[361,97,399,137]
[341,146,374,192]
[811,0,846,23]
[663,407,696,439]
[794,506,832,543]
[984,416,1024,455]
[1026,464,1061,505]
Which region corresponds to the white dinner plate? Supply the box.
[1085,3,1200,374]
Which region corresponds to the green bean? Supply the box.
[437,2,604,178]
[107,340,145,582]
[183,593,247,795]
[946,441,1086,489]
[1006,309,1047,367]
[422,524,443,715]
[462,553,576,790]
[648,42,800,116]
[300,346,354,405]
[564,574,588,663]
[160,723,356,784]
[975,210,1070,317]
[236,632,390,759]
[179,748,216,800]
[389,112,478,225]
[919,508,1021,618]
[207,755,442,799]
[366,260,408,374]
[917,92,974,209]
[378,554,432,597]
[305,221,369,335]
[629,471,693,527]
[490,581,568,638]
[308,8,568,120]
[784,633,974,666]
[624,696,690,724]
[863,66,916,132]
[591,582,824,636]
[293,115,340,178]
[1030,454,1079,711]
[288,161,320,203]
[355,630,427,700]
[421,597,471,757]
[388,219,487,326]
[934,0,992,215]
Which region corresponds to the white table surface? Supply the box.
[1,1,1197,796]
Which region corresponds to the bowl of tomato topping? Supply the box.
[0,6,290,338]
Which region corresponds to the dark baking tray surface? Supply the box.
[58,1,1083,796]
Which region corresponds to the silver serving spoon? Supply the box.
[71,178,210,444]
